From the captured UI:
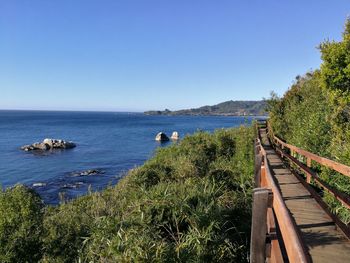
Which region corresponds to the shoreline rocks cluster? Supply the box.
[155,131,180,141]
[21,138,76,151]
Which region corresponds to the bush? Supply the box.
[41,198,93,262]
[0,185,44,263]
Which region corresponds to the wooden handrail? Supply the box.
[263,153,308,262]
[272,132,350,178]
[274,146,350,209]
[268,122,350,207]
[252,120,350,261]
[254,136,309,263]
[267,121,350,239]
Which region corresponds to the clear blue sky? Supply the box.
[1,1,350,111]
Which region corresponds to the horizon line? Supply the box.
[0,99,267,113]
[0,108,144,113]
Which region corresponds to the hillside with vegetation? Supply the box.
[267,19,350,224]
[0,126,255,262]
[145,100,267,116]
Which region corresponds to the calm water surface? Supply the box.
[0,110,261,204]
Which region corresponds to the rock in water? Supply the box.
[155,132,169,141]
[171,131,179,140]
[32,182,46,187]
[80,169,100,176]
[71,169,103,177]
[21,138,76,151]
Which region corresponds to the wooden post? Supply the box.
[250,188,273,263]
[306,158,311,168]
[261,161,267,187]
[306,174,311,184]
[255,151,262,187]
[306,158,312,183]
[281,144,284,159]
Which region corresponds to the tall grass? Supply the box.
[0,126,255,262]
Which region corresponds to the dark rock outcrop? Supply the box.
[155,132,169,142]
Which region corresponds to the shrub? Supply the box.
[0,185,44,263]
[41,198,93,262]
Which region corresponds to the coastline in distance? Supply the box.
[144,100,267,116]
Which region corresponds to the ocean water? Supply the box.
[0,110,260,204]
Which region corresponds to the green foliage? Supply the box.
[319,18,350,93]
[0,185,44,263]
[0,126,255,262]
[268,71,332,156]
[319,18,350,166]
[268,18,350,224]
[41,198,92,262]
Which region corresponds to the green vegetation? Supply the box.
[267,18,350,224]
[145,100,267,116]
[0,126,255,262]
[0,185,44,263]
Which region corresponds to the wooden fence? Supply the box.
[267,121,350,238]
[251,125,309,263]
[251,119,350,262]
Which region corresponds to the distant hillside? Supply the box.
[145,100,267,116]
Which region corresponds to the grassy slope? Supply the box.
[1,126,255,263]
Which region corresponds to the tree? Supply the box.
[319,18,350,94]
[319,18,350,164]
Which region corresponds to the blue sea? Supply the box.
[0,110,260,204]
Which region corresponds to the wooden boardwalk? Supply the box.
[259,128,350,262]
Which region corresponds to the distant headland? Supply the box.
[144,100,267,116]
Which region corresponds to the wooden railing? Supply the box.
[251,119,350,262]
[251,126,309,263]
[267,121,350,238]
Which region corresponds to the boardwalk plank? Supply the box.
[260,129,350,263]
